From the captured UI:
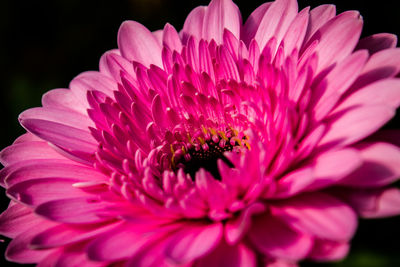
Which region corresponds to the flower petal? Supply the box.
[202,0,241,44]
[318,105,395,150]
[305,11,363,74]
[356,33,398,54]
[309,239,349,261]
[7,178,93,206]
[0,141,64,166]
[35,197,114,224]
[181,6,206,43]
[248,214,313,261]
[339,142,400,187]
[271,192,357,241]
[338,187,400,218]
[196,242,256,267]
[31,222,121,249]
[0,203,42,238]
[304,4,336,43]
[118,20,162,67]
[254,0,298,52]
[165,222,223,264]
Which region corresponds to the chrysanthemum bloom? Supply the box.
[1,0,400,266]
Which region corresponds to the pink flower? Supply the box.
[1,0,400,266]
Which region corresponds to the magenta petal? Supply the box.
[35,197,113,224]
[271,192,357,241]
[20,119,97,159]
[165,222,223,263]
[5,220,57,264]
[118,20,162,67]
[273,167,314,198]
[31,222,121,249]
[202,0,241,44]
[248,214,313,260]
[225,202,265,244]
[309,239,349,261]
[196,242,256,267]
[87,223,155,261]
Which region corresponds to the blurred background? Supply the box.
[0,0,399,266]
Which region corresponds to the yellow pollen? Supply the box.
[198,137,205,145]
[218,131,229,141]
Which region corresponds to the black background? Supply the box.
[0,0,399,266]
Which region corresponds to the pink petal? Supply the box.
[337,79,400,114]
[5,219,57,263]
[181,6,206,43]
[162,23,183,52]
[271,192,357,241]
[31,222,121,249]
[254,0,298,52]
[53,251,106,267]
[350,48,400,91]
[4,159,107,187]
[305,148,362,191]
[0,203,42,238]
[99,51,134,83]
[273,167,314,198]
[281,7,309,57]
[196,242,256,267]
[248,215,313,260]
[41,89,86,114]
[35,197,114,224]
[356,33,398,54]
[305,11,363,74]
[202,0,241,44]
[318,105,395,149]
[19,118,97,161]
[242,2,272,45]
[69,71,116,107]
[339,142,400,187]
[225,202,265,244]
[7,178,93,206]
[19,107,94,130]
[340,188,400,218]
[304,4,336,43]
[87,222,156,261]
[312,50,368,121]
[309,239,349,261]
[0,141,65,166]
[117,20,162,67]
[165,222,223,264]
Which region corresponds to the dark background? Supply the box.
[0,0,399,266]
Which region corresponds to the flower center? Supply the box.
[170,127,249,180]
